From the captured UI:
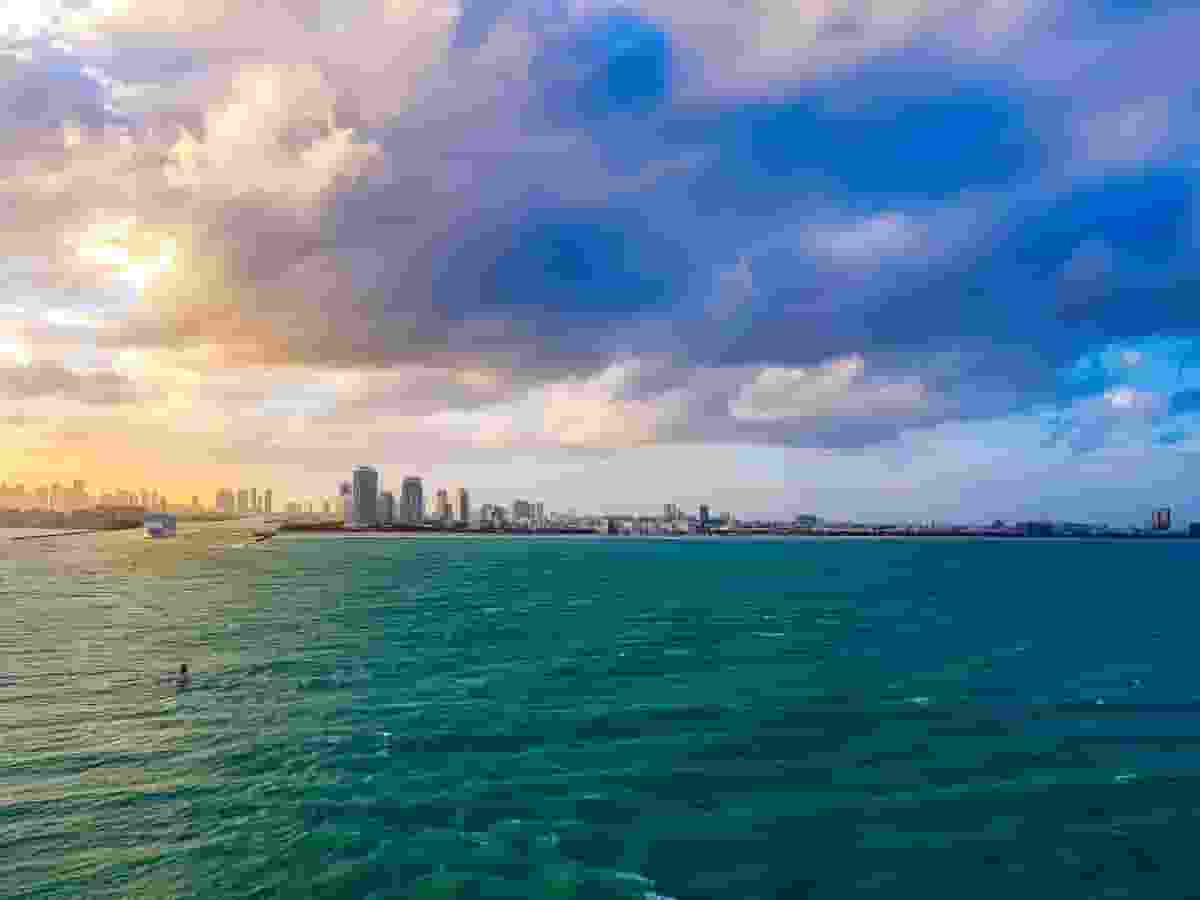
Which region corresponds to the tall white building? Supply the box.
[435,488,452,523]
[456,487,470,524]
[352,466,379,527]
[401,477,423,524]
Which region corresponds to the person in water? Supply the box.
[162,663,191,687]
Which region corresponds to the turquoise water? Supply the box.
[3,526,1199,899]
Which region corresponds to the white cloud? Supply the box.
[1078,96,1174,166]
[732,355,926,422]
[808,213,926,264]
[164,63,379,208]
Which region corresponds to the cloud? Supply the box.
[621,0,1042,95]
[1042,386,1168,453]
[731,356,926,423]
[807,213,927,264]
[0,361,138,405]
[1169,389,1200,416]
[3,0,1200,501]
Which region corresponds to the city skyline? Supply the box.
[0,463,1195,530]
[3,3,1200,521]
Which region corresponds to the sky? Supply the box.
[1,0,1199,523]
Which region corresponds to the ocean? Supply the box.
[2,525,1198,899]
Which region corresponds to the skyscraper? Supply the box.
[401,477,423,524]
[264,489,273,514]
[456,488,470,525]
[379,490,395,525]
[352,466,379,527]
[435,488,451,524]
[339,481,353,523]
[237,488,249,514]
[699,505,710,529]
[216,489,235,514]
[1153,508,1171,531]
[250,487,258,513]
[71,480,88,512]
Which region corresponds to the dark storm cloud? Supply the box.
[7,1,1200,451]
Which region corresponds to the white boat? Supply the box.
[144,512,177,538]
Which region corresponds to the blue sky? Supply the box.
[1,0,1199,523]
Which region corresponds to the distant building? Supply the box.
[237,488,249,514]
[431,488,449,523]
[250,487,258,514]
[1190,522,1200,538]
[1152,508,1171,531]
[513,499,533,522]
[400,477,423,524]
[379,490,395,525]
[456,487,470,524]
[264,489,273,514]
[216,489,235,515]
[352,466,379,527]
[699,504,710,529]
[794,514,819,528]
[339,480,353,523]
[534,501,545,526]
[92,505,145,528]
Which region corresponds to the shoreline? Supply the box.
[7,525,141,541]
[276,526,1199,541]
